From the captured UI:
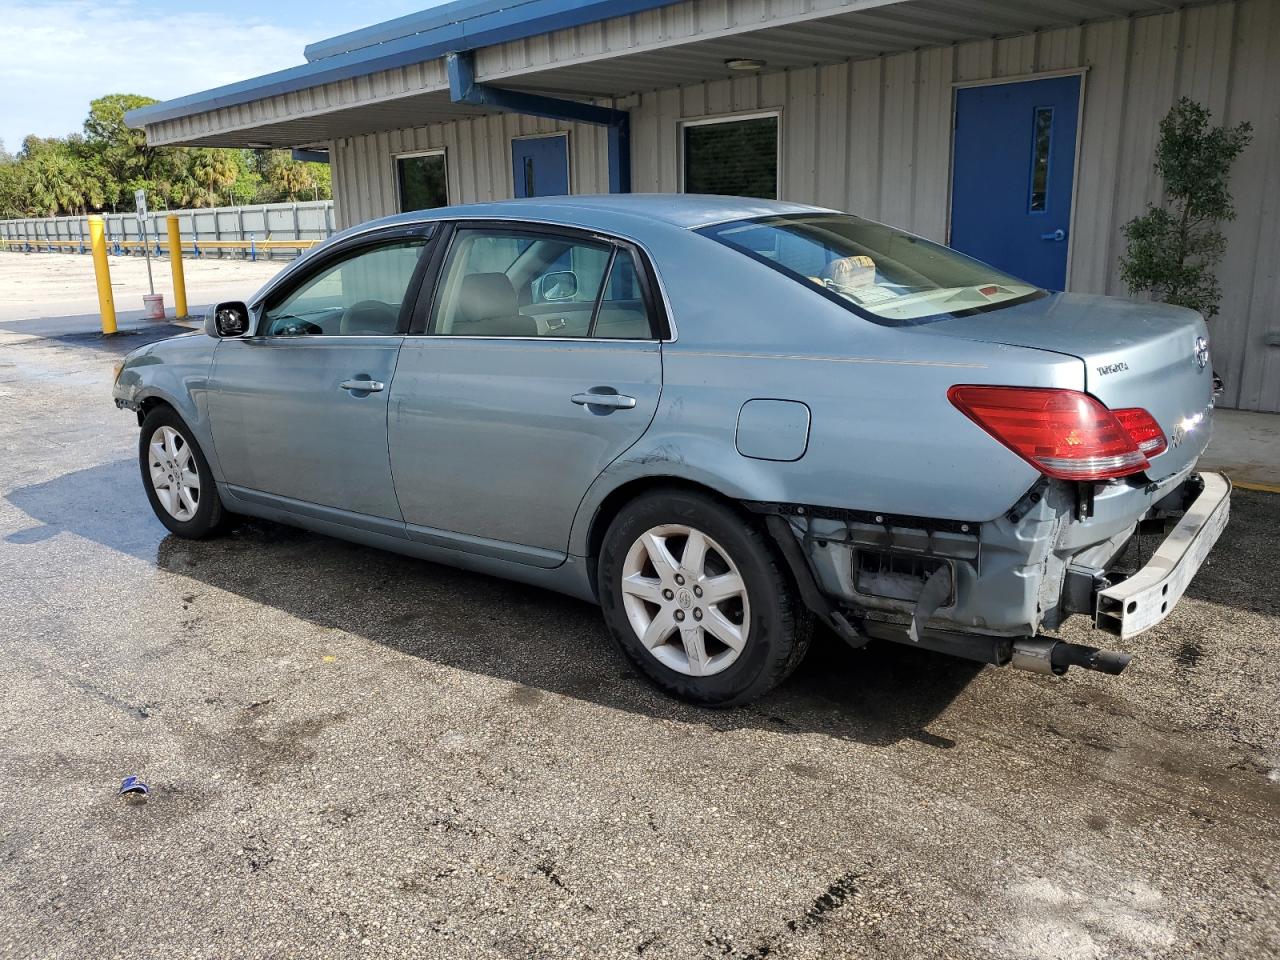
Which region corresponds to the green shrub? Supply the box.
[1119,97,1251,318]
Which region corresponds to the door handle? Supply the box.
[340,378,385,392]
[1040,228,1066,242]
[571,391,637,409]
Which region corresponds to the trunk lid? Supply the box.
[916,293,1215,481]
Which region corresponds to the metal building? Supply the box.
[126,0,1280,411]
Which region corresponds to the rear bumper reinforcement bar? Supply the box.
[1095,472,1231,639]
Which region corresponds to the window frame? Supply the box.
[253,224,436,339]
[679,109,782,200]
[408,219,672,342]
[394,148,450,214]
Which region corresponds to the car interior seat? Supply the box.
[452,273,538,337]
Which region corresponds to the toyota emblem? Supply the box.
[1195,336,1210,371]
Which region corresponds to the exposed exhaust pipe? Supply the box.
[1012,638,1132,676]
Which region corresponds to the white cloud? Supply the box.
[0,1,311,148]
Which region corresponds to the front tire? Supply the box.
[598,488,812,706]
[139,406,229,539]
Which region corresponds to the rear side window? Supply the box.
[594,252,653,340]
[430,228,656,339]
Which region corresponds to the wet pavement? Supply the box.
[0,325,1277,960]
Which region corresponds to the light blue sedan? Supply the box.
[114,195,1228,704]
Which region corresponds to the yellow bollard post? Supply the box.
[166,214,188,318]
[88,215,117,335]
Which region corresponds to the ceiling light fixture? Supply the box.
[725,58,766,71]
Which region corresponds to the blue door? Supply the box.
[512,135,570,198]
[950,76,1080,291]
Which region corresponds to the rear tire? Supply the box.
[597,488,812,706]
[138,406,230,539]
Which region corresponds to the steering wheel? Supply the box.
[269,315,324,336]
[340,300,400,335]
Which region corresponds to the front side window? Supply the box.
[430,228,655,339]
[262,239,427,336]
[397,153,448,212]
[683,115,778,200]
[698,213,1044,325]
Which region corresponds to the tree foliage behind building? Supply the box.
[0,93,331,219]
[1119,97,1252,319]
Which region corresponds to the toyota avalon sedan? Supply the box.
[113,195,1228,705]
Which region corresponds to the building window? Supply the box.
[396,152,448,212]
[683,114,779,200]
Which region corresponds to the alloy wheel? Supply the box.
[619,523,751,676]
[147,425,200,522]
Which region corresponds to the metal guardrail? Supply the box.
[0,201,334,261]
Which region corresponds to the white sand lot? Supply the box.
[0,250,291,324]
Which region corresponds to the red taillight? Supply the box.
[948,385,1149,481]
[1112,407,1168,457]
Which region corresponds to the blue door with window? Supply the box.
[512,135,570,198]
[950,76,1080,291]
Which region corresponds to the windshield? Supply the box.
[698,213,1044,325]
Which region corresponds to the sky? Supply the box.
[0,0,441,151]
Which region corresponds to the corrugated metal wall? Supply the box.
[330,0,1280,411]
[332,116,610,229]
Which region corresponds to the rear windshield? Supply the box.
[698,213,1045,326]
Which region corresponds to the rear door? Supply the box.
[387,223,664,566]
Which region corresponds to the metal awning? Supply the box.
[129,0,1193,149]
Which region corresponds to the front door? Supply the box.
[512,134,570,198]
[388,224,662,566]
[208,234,430,523]
[950,75,1081,291]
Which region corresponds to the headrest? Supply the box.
[340,300,399,335]
[457,272,518,324]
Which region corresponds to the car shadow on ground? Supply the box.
[7,459,984,748]
[0,313,194,351]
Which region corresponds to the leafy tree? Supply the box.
[18,136,107,215]
[83,93,161,208]
[0,93,333,217]
[252,150,330,202]
[188,148,246,207]
[0,159,25,219]
[1119,97,1252,318]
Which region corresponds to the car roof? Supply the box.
[367,194,833,232]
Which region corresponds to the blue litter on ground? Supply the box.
[118,776,150,797]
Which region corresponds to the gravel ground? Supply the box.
[0,323,1276,960]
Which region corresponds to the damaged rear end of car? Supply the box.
[698,211,1230,678]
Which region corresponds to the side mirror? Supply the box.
[536,270,579,302]
[205,301,251,338]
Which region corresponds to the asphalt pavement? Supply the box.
[0,313,1277,959]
